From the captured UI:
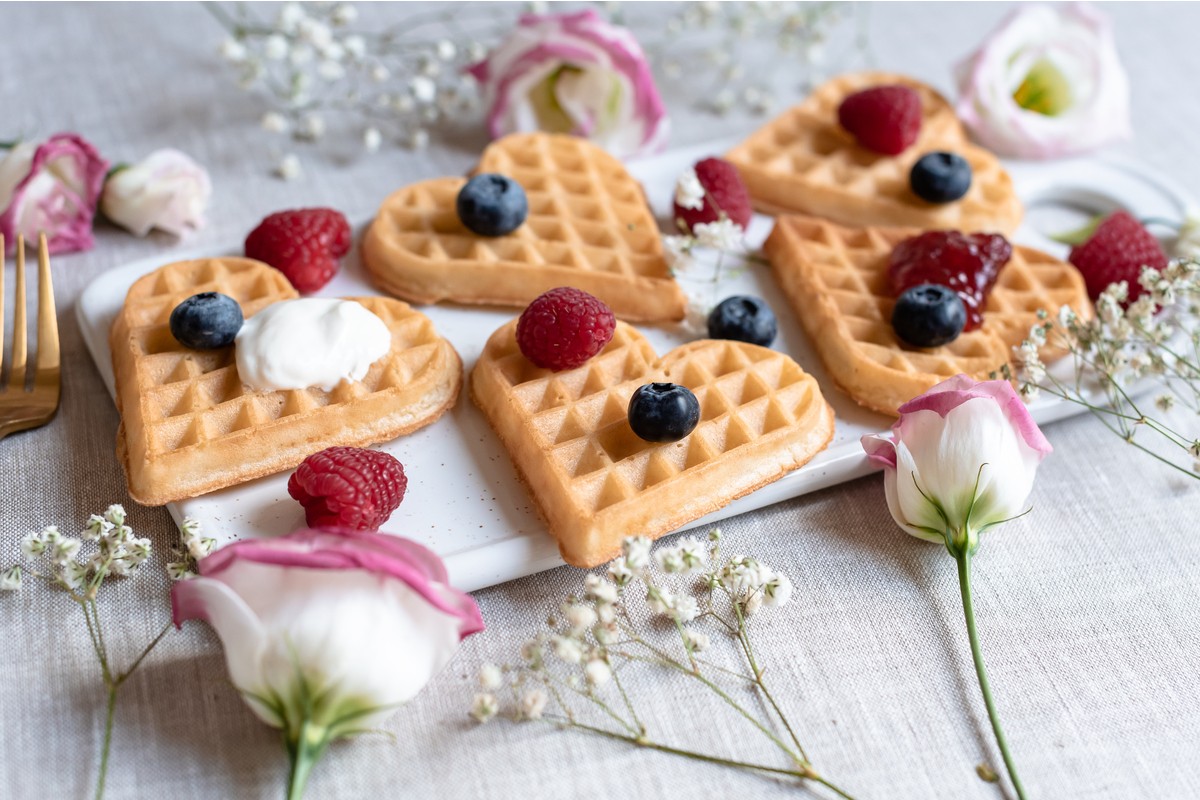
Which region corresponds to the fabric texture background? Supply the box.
[1,3,1198,798]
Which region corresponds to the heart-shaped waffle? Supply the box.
[727,71,1023,234]
[110,258,462,505]
[471,320,835,567]
[764,214,1092,416]
[362,132,687,323]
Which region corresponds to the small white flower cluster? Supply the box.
[1012,258,1200,471]
[470,528,799,726]
[166,518,217,581]
[212,1,486,177]
[4,505,152,594]
[643,1,843,118]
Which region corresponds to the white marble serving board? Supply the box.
[77,139,1193,591]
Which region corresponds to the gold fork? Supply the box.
[0,233,60,440]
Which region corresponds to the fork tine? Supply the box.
[35,233,59,373]
[8,234,26,387]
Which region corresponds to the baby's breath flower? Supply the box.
[103,505,126,527]
[551,635,584,664]
[708,527,722,543]
[742,590,764,616]
[678,537,707,571]
[218,38,248,63]
[263,34,289,61]
[693,219,744,250]
[59,560,88,591]
[563,603,598,635]
[21,531,46,558]
[595,603,616,625]
[520,688,548,720]
[167,562,192,581]
[82,515,112,541]
[655,546,685,574]
[674,168,705,211]
[297,112,326,140]
[520,638,545,670]
[585,658,612,687]
[646,586,672,616]
[52,537,82,565]
[478,663,503,691]
[763,572,793,607]
[363,126,382,153]
[669,594,700,623]
[607,559,633,587]
[470,692,498,723]
[593,621,618,644]
[330,3,357,25]
[275,154,303,181]
[409,75,436,103]
[1155,394,1176,412]
[0,565,22,592]
[584,574,619,604]
[406,128,429,151]
[682,628,710,652]
[621,536,652,571]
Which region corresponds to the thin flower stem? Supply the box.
[614,651,802,764]
[117,622,172,684]
[955,551,1028,800]
[728,589,810,763]
[610,667,645,735]
[93,685,118,800]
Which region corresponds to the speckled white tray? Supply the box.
[77,139,1193,591]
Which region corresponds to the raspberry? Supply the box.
[245,208,352,293]
[888,231,1012,332]
[516,287,616,371]
[837,85,922,156]
[1068,211,1168,303]
[673,157,753,233]
[288,447,407,531]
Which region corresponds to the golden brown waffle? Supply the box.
[110,258,462,506]
[727,72,1023,234]
[764,215,1092,416]
[362,132,687,323]
[471,320,835,567]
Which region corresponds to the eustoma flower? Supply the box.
[862,375,1051,800]
[0,133,108,254]
[101,148,211,237]
[172,528,483,800]
[955,3,1131,159]
[468,9,669,159]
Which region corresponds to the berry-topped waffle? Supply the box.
[470,290,835,567]
[726,72,1023,234]
[764,215,1092,416]
[362,132,687,322]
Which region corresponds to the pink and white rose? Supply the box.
[955,3,1131,160]
[172,528,483,741]
[861,375,1052,552]
[101,148,211,237]
[468,10,669,159]
[0,133,109,254]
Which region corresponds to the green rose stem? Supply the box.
[285,719,332,800]
[951,546,1028,800]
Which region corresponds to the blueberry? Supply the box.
[910,152,972,204]
[169,292,244,349]
[891,284,966,348]
[456,173,528,236]
[628,382,700,443]
[707,295,778,347]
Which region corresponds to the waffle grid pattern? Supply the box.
[113,258,460,503]
[727,72,1023,233]
[364,133,685,321]
[473,320,833,566]
[765,215,1092,414]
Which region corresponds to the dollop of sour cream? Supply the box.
[235,298,392,392]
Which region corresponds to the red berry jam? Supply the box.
[887,231,1012,331]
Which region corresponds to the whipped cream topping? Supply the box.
[235,298,392,393]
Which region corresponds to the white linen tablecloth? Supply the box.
[2,3,1199,798]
